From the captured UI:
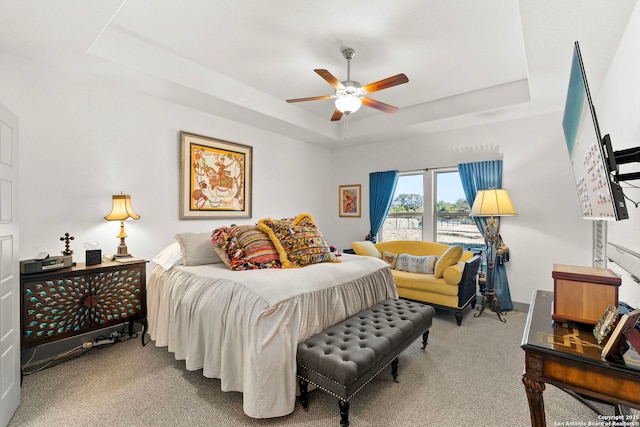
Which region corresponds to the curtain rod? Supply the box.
[400,166,458,173]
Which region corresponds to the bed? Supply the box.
[146,251,397,419]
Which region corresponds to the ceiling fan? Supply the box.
[286,48,409,121]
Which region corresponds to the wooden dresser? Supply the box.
[20,260,147,349]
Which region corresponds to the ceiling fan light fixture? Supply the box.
[285,48,408,121]
[335,82,365,113]
[335,96,362,114]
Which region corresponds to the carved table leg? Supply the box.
[523,376,546,427]
[421,329,430,349]
[299,379,309,411]
[339,399,350,427]
[391,357,399,382]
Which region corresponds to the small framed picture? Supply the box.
[601,308,640,359]
[339,184,361,218]
[593,304,619,344]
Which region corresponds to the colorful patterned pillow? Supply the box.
[258,213,339,268]
[211,225,281,270]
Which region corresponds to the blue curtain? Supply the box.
[366,170,399,243]
[458,161,513,311]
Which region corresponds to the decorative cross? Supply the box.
[60,232,75,255]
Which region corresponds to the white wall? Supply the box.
[597,2,640,308]
[0,52,332,264]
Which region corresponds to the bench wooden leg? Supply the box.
[299,378,309,411]
[391,357,399,382]
[339,399,350,427]
[421,329,430,349]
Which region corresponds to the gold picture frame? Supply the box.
[593,304,619,344]
[339,184,361,218]
[180,131,252,219]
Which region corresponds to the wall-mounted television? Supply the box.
[562,41,629,221]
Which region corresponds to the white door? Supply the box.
[0,101,19,426]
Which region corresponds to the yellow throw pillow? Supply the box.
[434,245,463,278]
[381,251,398,269]
[351,241,381,258]
[258,213,339,268]
[443,262,464,285]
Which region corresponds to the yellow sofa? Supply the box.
[351,240,481,325]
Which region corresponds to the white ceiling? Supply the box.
[0,0,636,148]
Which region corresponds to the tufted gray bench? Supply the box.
[296,298,436,427]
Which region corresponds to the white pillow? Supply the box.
[174,232,222,266]
[395,254,438,274]
[152,242,184,270]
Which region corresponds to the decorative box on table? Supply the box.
[551,264,621,325]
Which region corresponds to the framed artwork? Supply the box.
[593,304,619,344]
[180,131,252,219]
[339,184,361,218]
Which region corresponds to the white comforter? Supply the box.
[146,254,397,418]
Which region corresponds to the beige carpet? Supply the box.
[9,308,614,426]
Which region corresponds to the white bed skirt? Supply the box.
[146,255,397,418]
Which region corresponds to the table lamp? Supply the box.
[471,188,517,322]
[104,194,140,258]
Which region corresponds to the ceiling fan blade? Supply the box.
[315,69,344,89]
[363,73,409,94]
[361,97,399,113]
[330,110,344,121]
[286,95,333,103]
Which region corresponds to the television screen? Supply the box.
[562,41,628,221]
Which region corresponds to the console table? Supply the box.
[521,290,640,427]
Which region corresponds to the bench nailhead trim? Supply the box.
[298,357,398,402]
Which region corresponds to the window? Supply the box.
[381,173,423,242]
[380,170,484,252]
[434,170,484,252]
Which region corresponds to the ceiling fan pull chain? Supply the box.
[344,113,349,139]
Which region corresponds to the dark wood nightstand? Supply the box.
[20,260,148,351]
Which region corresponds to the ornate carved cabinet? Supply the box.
[20,260,147,349]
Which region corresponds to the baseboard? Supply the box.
[512,300,529,313]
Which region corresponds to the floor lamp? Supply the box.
[471,188,517,322]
